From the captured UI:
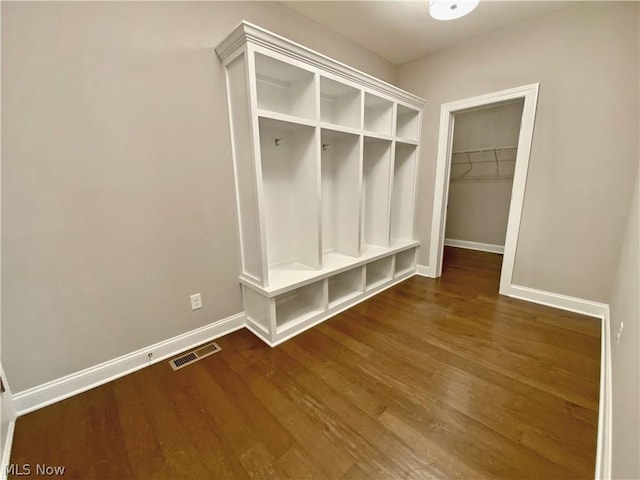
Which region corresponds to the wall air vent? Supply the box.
[168,342,222,371]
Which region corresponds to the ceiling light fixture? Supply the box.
[429,0,479,21]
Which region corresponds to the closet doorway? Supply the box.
[428,84,539,295]
[444,99,524,275]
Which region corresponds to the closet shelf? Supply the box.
[450,145,517,182]
[452,145,517,155]
[451,175,514,183]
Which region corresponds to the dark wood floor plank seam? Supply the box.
[364,298,600,410]
[217,335,355,479]
[236,330,443,479]
[315,316,589,475]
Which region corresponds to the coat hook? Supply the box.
[322,143,330,151]
[275,138,282,146]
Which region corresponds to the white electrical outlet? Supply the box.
[190,293,202,311]
[616,321,624,344]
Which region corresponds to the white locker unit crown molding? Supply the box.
[216,21,425,345]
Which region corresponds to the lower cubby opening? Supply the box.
[394,248,416,276]
[275,281,325,333]
[365,256,393,291]
[328,267,364,309]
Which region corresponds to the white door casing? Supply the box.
[1,363,16,478]
[428,83,540,295]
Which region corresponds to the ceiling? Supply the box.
[281,1,573,65]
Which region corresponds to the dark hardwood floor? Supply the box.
[9,247,601,479]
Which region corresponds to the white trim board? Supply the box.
[415,264,435,278]
[508,284,608,319]
[595,306,612,480]
[12,313,246,416]
[428,83,540,296]
[444,239,504,254]
[508,283,612,480]
[1,421,15,480]
[416,267,609,319]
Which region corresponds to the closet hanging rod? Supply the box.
[451,157,515,165]
[452,145,518,155]
[451,175,515,183]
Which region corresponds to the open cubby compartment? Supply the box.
[396,104,420,141]
[390,142,418,244]
[365,256,393,291]
[275,281,325,333]
[243,286,273,335]
[364,93,393,135]
[394,248,417,277]
[328,267,364,309]
[321,129,362,260]
[362,137,392,248]
[320,77,361,129]
[259,117,321,277]
[255,53,316,120]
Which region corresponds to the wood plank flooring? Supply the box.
[9,247,601,479]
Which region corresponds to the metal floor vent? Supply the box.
[169,342,222,371]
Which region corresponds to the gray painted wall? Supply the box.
[2,10,639,477]
[398,2,639,302]
[1,1,395,393]
[398,7,639,473]
[609,172,640,480]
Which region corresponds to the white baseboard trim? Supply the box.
[444,238,504,254]
[6,282,614,479]
[13,312,246,416]
[1,421,15,480]
[508,284,611,478]
[508,284,609,319]
[595,306,612,480]
[415,264,436,278]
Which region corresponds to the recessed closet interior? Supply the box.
[444,99,525,276]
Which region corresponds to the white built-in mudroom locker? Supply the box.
[216,22,423,345]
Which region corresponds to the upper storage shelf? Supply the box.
[396,104,420,141]
[364,93,393,136]
[255,53,316,120]
[215,21,424,119]
[320,77,361,129]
